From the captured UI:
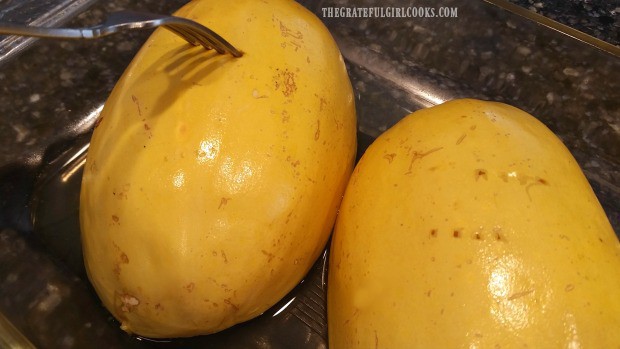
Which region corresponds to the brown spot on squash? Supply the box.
[131,95,142,117]
[177,122,187,136]
[93,116,104,129]
[281,110,290,123]
[274,69,297,97]
[224,298,239,311]
[475,169,488,181]
[319,97,327,111]
[113,264,121,277]
[314,120,321,140]
[218,197,231,209]
[525,176,550,200]
[261,250,275,263]
[285,210,294,224]
[278,21,303,39]
[493,227,505,241]
[405,147,443,175]
[117,293,140,313]
[113,183,131,200]
[286,156,300,168]
[383,153,396,163]
[507,289,534,300]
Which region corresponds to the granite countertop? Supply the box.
[0,0,618,348]
[509,0,619,46]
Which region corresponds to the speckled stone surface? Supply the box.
[0,0,618,348]
[508,0,619,46]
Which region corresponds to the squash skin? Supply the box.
[79,0,356,338]
[328,99,620,348]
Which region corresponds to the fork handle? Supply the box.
[0,23,95,39]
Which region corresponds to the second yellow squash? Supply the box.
[328,99,620,348]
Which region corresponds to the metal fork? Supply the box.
[0,10,242,57]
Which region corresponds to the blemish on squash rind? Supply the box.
[261,250,275,263]
[314,120,321,140]
[525,177,550,200]
[117,292,140,313]
[375,330,379,349]
[405,147,443,175]
[131,95,142,117]
[218,197,231,209]
[507,289,534,300]
[286,156,300,168]
[93,116,104,129]
[319,97,327,111]
[224,298,239,311]
[427,228,506,242]
[278,20,303,40]
[274,69,297,97]
[383,153,396,163]
[475,169,488,181]
[281,110,290,123]
[113,264,121,277]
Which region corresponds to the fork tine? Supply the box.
[168,18,242,57]
[102,10,241,56]
[164,24,205,47]
[171,24,223,53]
[195,28,238,56]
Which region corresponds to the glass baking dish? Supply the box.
[0,0,618,347]
[0,0,99,65]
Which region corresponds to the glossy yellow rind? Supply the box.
[80,0,356,338]
[328,99,620,348]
